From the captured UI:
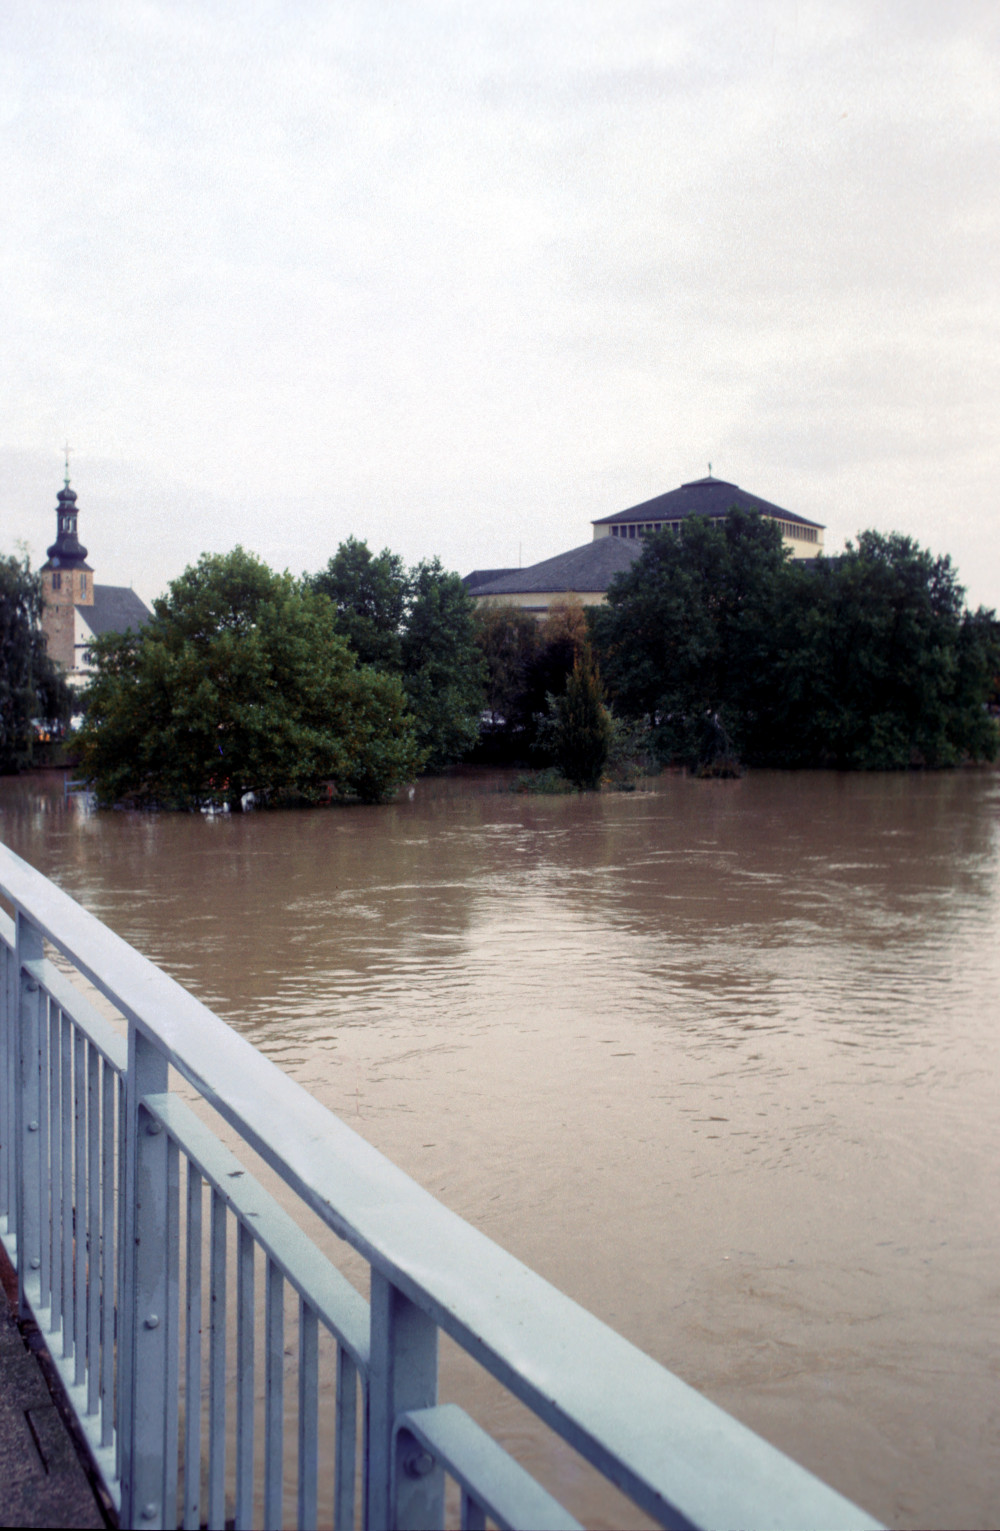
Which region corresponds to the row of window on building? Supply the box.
[609,521,684,539]
[609,518,818,544]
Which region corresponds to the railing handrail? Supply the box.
[0,841,880,1530]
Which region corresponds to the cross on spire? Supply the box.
[62,441,72,487]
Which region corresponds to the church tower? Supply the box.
[40,466,94,673]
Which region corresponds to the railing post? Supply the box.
[368,1269,442,1531]
[120,1025,171,1530]
[14,912,44,1319]
[0,938,13,1235]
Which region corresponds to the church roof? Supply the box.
[592,475,823,530]
[463,568,520,593]
[469,537,640,597]
[77,585,152,638]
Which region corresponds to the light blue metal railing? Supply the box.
[0,842,883,1531]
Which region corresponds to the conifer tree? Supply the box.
[548,642,613,789]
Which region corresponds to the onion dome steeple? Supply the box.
[46,451,89,568]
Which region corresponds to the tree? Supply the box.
[542,642,613,789]
[474,603,540,728]
[591,514,999,771]
[309,538,409,670]
[770,532,1000,768]
[521,599,589,720]
[0,552,72,773]
[401,559,487,771]
[472,600,590,763]
[76,548,425,808]
[591,509,789,766]
[311,542,487,772]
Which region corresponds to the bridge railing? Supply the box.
[0,842,881,1531]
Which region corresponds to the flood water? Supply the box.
[2,766,999,1529]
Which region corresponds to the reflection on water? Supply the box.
[2,767,999,1528]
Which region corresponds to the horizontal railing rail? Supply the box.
[0,841,883,1531]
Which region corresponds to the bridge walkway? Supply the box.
[0,1248,110,1528]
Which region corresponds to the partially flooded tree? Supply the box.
[543,642,613,789]
[591,512,999,770]
[400,558,487,771]
[77,548,425,808]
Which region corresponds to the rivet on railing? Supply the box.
[146,1119,162,1136]
[27,1120,38,1133]
[140,1503,158,1521]
[403,1449,435,1479]
[144,1314,160,1329]
[30,1257,40,1270]
[25,980,38,993]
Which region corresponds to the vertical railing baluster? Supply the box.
[37,994,50,1311]
[87,1041,100,1414]
[100,1056,115,1447]
[236,1221,255,1530]
[208,1187,227,1531]
[298,1300,319,1531]
[7,938,19,1248]
[60,1010,73,1359]
[14,912,43,1319]
[461,1491,487,1531]
[74,1024,86,1388]
[334,1347,358,1531]
[8,938,20,1248]
[119,1027,169,1529]
[184,1164,203,1531]
[264,1258,284,1531]
[163,1131,181,1531]
[369,1270,442,1531]
[115,1068,126,1481]
[0,941,9,1234]
[49,1005,63,1336]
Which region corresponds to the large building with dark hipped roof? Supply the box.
[40,474,151,686]
[465,474,824,618]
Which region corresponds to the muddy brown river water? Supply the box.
[1,766,998,1528]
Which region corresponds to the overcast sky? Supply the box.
[3,0,999,608]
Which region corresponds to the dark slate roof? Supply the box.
[592,475,823,530]
[463,568,520,592]
[469,537,641,597]
[77,585,152,638]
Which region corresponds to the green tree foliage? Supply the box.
[474,603,540,727]
[472,599,589,762]
[591,509,789,766]
[309,538,408,670]
[541,642,613,788]
[77,548,425,808]
[0,552,71,773]
[768,532,1000,768]
[311,542,486,772]
[402,559,487,771]
[522,601,589,718]
[471,603,542,759]
[591,514,999,771]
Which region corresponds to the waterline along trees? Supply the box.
[77,548,425,808]
[590,512,1000,771]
